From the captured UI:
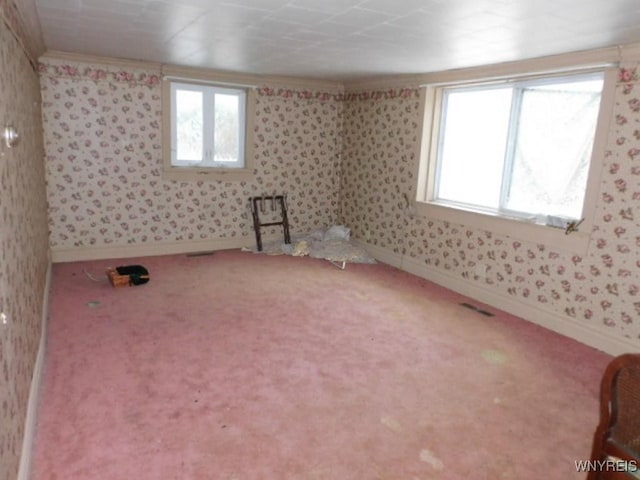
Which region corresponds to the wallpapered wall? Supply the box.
[39,58,343,251]
[341,69,640,344]
[39,53,640,348]
[0,14,49,480]
[341,89,421,256]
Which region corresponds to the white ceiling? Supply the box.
[34,0,640,81]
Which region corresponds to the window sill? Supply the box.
[414,201,591,254]
[163,167,254,182]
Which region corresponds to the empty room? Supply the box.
[1,0,639,479]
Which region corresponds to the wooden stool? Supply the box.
[249,195,291,252]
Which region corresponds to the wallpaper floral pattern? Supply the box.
[39,54,640,346]
[40,58,343,250]
[0,17,49,480]
[341,69,640,343]
[340,90,422,254]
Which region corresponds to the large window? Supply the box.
[434,72,603,222]
[162,76,254,180]
[417,67,615,251]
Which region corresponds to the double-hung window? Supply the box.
[417,67,615,251]
[162,77,254,180]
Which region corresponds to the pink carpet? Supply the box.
[31,250,610,479]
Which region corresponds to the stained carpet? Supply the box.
[30,250,610,479]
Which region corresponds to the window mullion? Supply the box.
[170,83,178,161]
[203,89,216,163]
[433,89,449,201]
[237,92,246,165]
[498,86,522,212]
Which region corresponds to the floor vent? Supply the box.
[186,251,215,257]
[459,302,495,317]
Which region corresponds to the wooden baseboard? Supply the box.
[355,240,637,356]
[50,237,257,263]
[17,254,52,480]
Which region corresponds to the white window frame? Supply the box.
[415,66,617,254]
[162,76,256,181]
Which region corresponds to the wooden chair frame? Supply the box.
[588,353,640,480]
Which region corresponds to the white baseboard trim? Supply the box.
[51,237,257,263]
[356,240,637,356]
[358,241,404,269]
[17,255,52,480]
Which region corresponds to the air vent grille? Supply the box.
[459,302,495,317]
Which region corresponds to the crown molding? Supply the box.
[162,63,343,92]
[40,50,162,72]
[40,50,344,93]
[343,44,636,92]
[619,43,640,62]
[40,42,640,96]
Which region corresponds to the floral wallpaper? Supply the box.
[340,90,422,254]
[341,69,640,344]
[39,53,640,346]
[40,57,343,250]
[0,14,49,480]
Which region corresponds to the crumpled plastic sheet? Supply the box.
[307,239,376,263]
[242,226,376,264]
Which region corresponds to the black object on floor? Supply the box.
[249,194,291,252]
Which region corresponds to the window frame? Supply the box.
[415,67,617,254]
[162,76,256,182]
